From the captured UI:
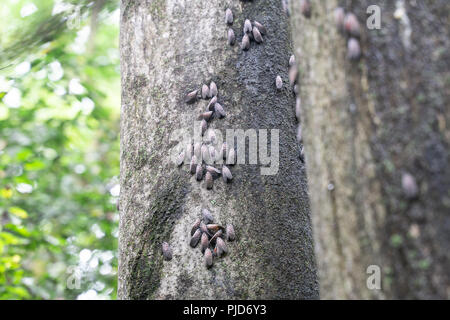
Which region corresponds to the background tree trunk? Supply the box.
[290,0,450,299]
[118,0,318,299]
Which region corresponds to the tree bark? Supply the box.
[290,0,450,299]
[118,0,318,299]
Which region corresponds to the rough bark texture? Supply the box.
[118,0,318,299]
[290,0,450,299]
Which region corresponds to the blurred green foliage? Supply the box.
[0,0,120,299]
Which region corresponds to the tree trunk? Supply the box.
[118,0,318,300]
[290,0,450,299]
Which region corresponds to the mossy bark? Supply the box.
[290,0,450,299]
[118,0,318,299]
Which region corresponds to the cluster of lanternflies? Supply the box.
[162,1,365,267]
[180,80,234,191]
[162,209,236,269]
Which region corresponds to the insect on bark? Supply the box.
[214,103,226,118]
[205,171,213,190]
[202,208,214,224]
[227,28,236,46]
[252,27,263,43]
[200,232,209,253]
[191,219,201,236]
[225,8,233,25]
[241,33,250,51]
[161,242,173,261]
[190,229,201,248]
[204,248,213,268]
[207,96,218,111]
[253,21,266,35]
[344,13,360,37]
[226,224,235,241]
[185,90,198,104]
[243,19,252,34]
[209,82,218,97]
[196,164,203,181]
[222,165,233,183]
[347,38,361,61]
[300,0,312,18]
[201,84,209,99]
[276,75,283,90]
[190,155,197,174]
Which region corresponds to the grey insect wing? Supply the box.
[185,90,198,104]
[252,27,263,43]
[226,224,235,241]
[201,84,210,99]
[190,229,201,248]
[202,208,214,224]
[162,242,173,261]
[191,219,201,236]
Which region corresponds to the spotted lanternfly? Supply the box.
[190,229,201,247]
[204,248,213,268]
[176,150,185,166]
[196,164,203,181]
[227,147,236,165]
[205,171,213,190]
[207,224,224,233]
[206,166,221,177]
[294,84,299,95]
[186,143,193,159]
[201,119,208,136]
[194,142,201,159]
[297,125,303,143]
[296,97,301,122]
[200,232,209,253]
[402,172,419,199]
[289,54,296,67]
[185,90,198,104]
[208,130,216,144]
[227,28,236,46]
[201,84,209,99]
[244,19,252,34]
[191,219,201,236]
[209,82,218,97]
[201,144,209,163]
[241,33,250,51]
[334,7,345,32]
[214,103,226,118]
[207,96,218,111]
[161,242,173,261]
[225,8,233,25]
[190,155,197,174]
[289,66,298,85]
[300,0,311,18]
[209,146,216,163]
[222,165,233,182]
[202,208,214,224]
[216,237,228,254]
[253,21,266,35]
[226,224,235,241]
[276,75,283,90]
[344,13,360,37]
[200,221,210,236]
[252,27,263,43]
[199,111,213,122]
[209,230,223,244]
[347,38,361,61]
